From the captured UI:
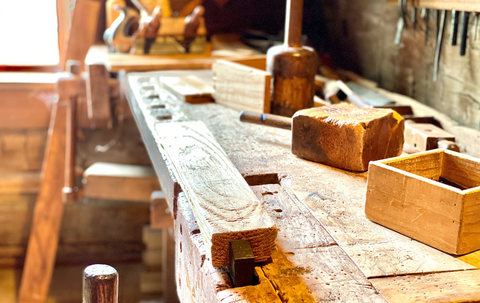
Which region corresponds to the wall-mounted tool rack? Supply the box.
[387,0,480,11]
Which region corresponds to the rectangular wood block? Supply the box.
[366,149,480,255]
[212,57,271,114]
[83,162,161,202]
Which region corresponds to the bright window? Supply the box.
[0,0,59,66]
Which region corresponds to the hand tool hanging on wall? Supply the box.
[266,0,318,117]
[421,8,430,44]
[450,10,459,45]
[394,0,407,45]
[240,104,404,172]
[433,10,446,82]
[475,12,479,40]
[459,11,470,56]
[412,7,417,29]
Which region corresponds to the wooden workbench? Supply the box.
[126,70,480,302]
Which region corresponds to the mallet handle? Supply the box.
[240,111,292,130]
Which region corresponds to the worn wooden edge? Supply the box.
[370,269,480,303]
[154,121,278,267]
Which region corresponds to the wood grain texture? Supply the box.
[292,104,405,172]
[83,264,118,303]
[213,59,271,114]
[162,75,214,104]
[154,121,277,267]
[187,102,474,278]
[251,184,387,302]
[127,71,479,302]
[18,99,69,303]
[371,269,480,303]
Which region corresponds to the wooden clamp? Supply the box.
[83,264,119,303]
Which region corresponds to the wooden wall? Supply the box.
[318,0,480,130]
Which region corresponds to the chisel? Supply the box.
[459,11,470,56]
[433,10,446,82]
[394,0,407,45]
[421,8,430,44]
[450,10,459,45]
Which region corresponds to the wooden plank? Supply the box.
[83,162,161,202]
[0,130,47,172]
[0,172,40,195]
[386,0,480,11]
[213,59,271,114]
[153,121,277,267]
[370,269,480,303]
[251,184,387,302]
[163,227,179,303]
[18,99,69,303]
[0,82,54,129]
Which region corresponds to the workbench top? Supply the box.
[126,70,480,303]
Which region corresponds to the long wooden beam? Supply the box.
[154,121,278,267]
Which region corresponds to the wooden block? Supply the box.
[154,121,277,267]
[366,149,480,255]
[405,122,456,151]
[213,58,271,114]
[292,104,405,172]
[370,269,480,303]
[150,191,174,229]
[83,162,161,202]
[162,75,214,104]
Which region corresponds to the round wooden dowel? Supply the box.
[83,264,118,303]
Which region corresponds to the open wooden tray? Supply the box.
[366,149,480,255]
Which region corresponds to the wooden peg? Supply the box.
[83,264,119,303]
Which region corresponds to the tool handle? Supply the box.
[240,111,292,130]
[83,264,119,303]
[285,0,303,47]
[460,11,470,56]
[437,139,460,152]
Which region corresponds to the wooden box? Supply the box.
[365,149,480,255]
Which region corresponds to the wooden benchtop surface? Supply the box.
[126,71,480,303]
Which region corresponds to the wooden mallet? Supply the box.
[266,0,318,117]
[241,104,405,172]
